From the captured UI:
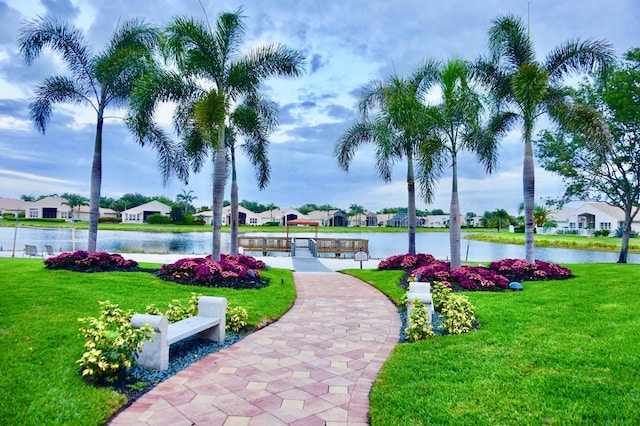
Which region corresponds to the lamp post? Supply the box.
[11,209,19,257]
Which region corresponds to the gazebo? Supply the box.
[286,218,320,240]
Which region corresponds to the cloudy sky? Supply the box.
[0,0,637,215]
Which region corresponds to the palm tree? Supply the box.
[349,204,365,226]
[176,189,197,214]
[18,16,164,253]
[128,8,304,261]
[417,58,508,268]
[475,14,613,262]
[227,94,278,254]
[335,61,441,255]
[533,205,553,227]
[491,208,511,232]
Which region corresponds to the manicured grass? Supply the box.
[467,231,640,253]
[0,258,295,426]
[345,265,640,425]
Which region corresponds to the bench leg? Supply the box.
[131,314,169,370]
[198,296,227,342]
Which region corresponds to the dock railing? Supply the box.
[238,236,368,257]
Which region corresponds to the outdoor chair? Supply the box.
[24,245,39,257]
[44,245,55,256]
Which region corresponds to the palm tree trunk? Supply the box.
[230,147,239,255]
[407,152,416,255]
[449,156,461,269]
[88,113,103,253]
[211,125,227,261]
[523,125,536,263]
[618,207,632,263]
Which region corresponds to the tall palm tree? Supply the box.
[349,204,365,226]
[226,94,278,254]
[19,17,164,252]
[177,189,197,214]
[128,8,304,261]
[475,14,613,262]
[335,61,441,255]
[417,58,508,268]
[491,208,511,232]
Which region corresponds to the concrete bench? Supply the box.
[131,296,227,370]
[407,282,434,323]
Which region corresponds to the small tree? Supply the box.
[537,48,640,263]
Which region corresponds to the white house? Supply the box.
[24,196,72,220]
[220,205,262,226]
[121,200,172,223]
[548,201,640,235]
[0,198,29,217]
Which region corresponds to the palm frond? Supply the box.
[29,76,90,133]
[357,79,386,116]
[18,16,95,84]
[488,14,535,69]
[545,38,614,84]
[334,120,375,172]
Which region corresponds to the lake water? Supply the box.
[1,227,638,264]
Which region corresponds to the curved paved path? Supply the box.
[111,272,400,425]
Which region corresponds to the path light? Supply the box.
[509,282,524,291]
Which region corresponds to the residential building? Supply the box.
[548,201,640,235]
[121,200,172,223]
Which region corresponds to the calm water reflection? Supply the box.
[1,227,638,264]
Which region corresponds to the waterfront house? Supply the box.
[121,200,171,223]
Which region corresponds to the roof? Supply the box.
[287,218,319,226]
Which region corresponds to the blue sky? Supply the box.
[0,0,637,215]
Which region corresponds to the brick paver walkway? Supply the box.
[110,272,400,425]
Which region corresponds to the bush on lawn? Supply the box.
[488,258,573,282]
[378,253,437,270]
[44,251,138,272]
[77,301,153,383]
[158,254,268,289]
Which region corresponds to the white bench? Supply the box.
[131,296,227,370]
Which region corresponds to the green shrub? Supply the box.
[594,229,611,237]
[145,293,200,323]
[440,293,476,335]
[404,298,435,342]
[226,305,249,332]
[262,221,280,227]
[98,216,121,223]
[23,218,64,223]
[77,301,153,382]
[432,281,452,311]
[146,213,171,224]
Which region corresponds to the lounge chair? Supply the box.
[24,245,39,257]
[44,245,55,256]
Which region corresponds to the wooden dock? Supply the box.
[238,236,368,257]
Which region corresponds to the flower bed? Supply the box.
[44,250,138,272]
[158,254,268,289]
[488,258,573,281]
[380,253,572,292]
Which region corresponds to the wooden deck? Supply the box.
[238,236,368,257]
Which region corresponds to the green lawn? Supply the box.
[344,264,640,425]
[0,258,295,426]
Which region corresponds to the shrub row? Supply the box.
[45,251,139,272]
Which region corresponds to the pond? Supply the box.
[1,226,638,264]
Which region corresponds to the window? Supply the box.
[600,222,611,230]
[569,222,576,229]
[249,218,258,225]
[61,212,68,219]
[29,208,38,218]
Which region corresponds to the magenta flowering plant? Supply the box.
[450,266,509,290]
[488,258,572,281]
[378,253,437,270]
[158,254,267,289]
[44,250,138,272]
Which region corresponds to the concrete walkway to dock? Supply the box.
[110,269,400,425]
